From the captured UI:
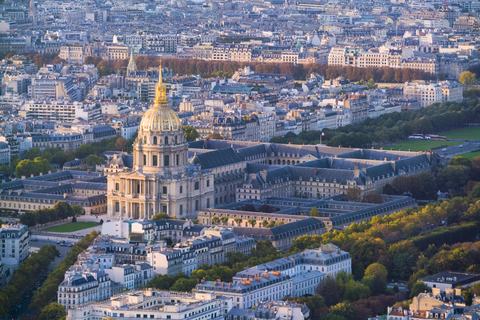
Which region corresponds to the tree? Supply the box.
[345,187,362,201]
[72,205,83,216]
[262,220,269,227]
[38,302,65,320]
[328,302,356,320]
[152,213,171,220]
[410,281,431,298]
[15,157,51,178]
[183,126,200,142]
[248,219,257,227]
[115,137,128,151]
[459,71,476,86]
[316,277,340,307]
[449,156,472,169]
[87,154,105,167]
[364,191,384,204]
[310,206,319,217]
[437,166,470,192]
[207,132,224,140]
[364,263,388,281]
[220,216,229,225]
[72,216,77,223]
[100,219,104,225]
[234,218,243,226]
[211,217,220,225]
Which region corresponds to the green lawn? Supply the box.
[440,127,480,140]
[382,140,460,152]
[457,150,480,160]
[44,222,100,233]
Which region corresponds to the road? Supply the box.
[9,241,73,320]
[437,140,480,160]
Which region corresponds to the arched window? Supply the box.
[164,136,168,145]
[153,137,157,145]
[164,155,169,166]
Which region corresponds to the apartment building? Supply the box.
[439,80,463,103]
[0,223,29,270]
[104,265,141,290]
[20,100,101,122]
[146,248,183,275]
[107,45,130,60]
[32,132,83,151]
[59,45,85,64]
[0,143,10,165]
[66,290,233,320]
[226,301,310,320]
[343,94,368,124]
[57,270,111,310]
[404,81,443,108]
[28,76,77,101]
[195,271,293,309]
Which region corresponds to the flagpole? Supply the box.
[320,132,322,145]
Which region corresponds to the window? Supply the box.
[162,205,167,214]
[115,183,119,191]
[207,180,210,187]
[143,155,146,165]
[153,137,157,144]
[175,136,178,144]
[164,155,169,166]
[115,202,120,212]
[176,154,179,165]
[180,186,183,193]
[179,205,183,215]
[153,155,158,166]
[165,137,168,145]
[195,200,199,211]
[207,198,210,208]
[163,187,167,194]
[195,182,199,190]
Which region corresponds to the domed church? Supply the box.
[107,65,214,219]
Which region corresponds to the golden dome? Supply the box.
[139,63,182,132]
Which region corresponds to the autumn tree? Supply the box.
[310,206,319,217]
[459,71,476,86]
[115,137,128,151]
[183,125,200,142]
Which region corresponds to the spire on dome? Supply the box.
[153,62,167,107]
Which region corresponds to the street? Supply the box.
[438,140,480,160]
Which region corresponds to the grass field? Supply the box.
[440,127,480,140]
[44,222,100,233]
[457,150,480,160]
[382,140,460,152]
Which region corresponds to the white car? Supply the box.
[459,144,464,148]
[441,148,447,151]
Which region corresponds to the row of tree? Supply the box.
[0,245,58,318]
[84,55,440,82]
[383,155,480,199]
[19,202,82,227]
[270,96,480,147]
[31,230,99,313]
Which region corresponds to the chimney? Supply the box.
[260,170,267,181]
[48,171,51,174]
[229,282,232,288]
[64,193,68,198]
[87,169,91,174]
[314,166,317,176]
[31,174,34,177]
[353,166,359,178]
[362,168,367,174]
[39,172,43,176]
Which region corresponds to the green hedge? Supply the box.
[410,222,480,251]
